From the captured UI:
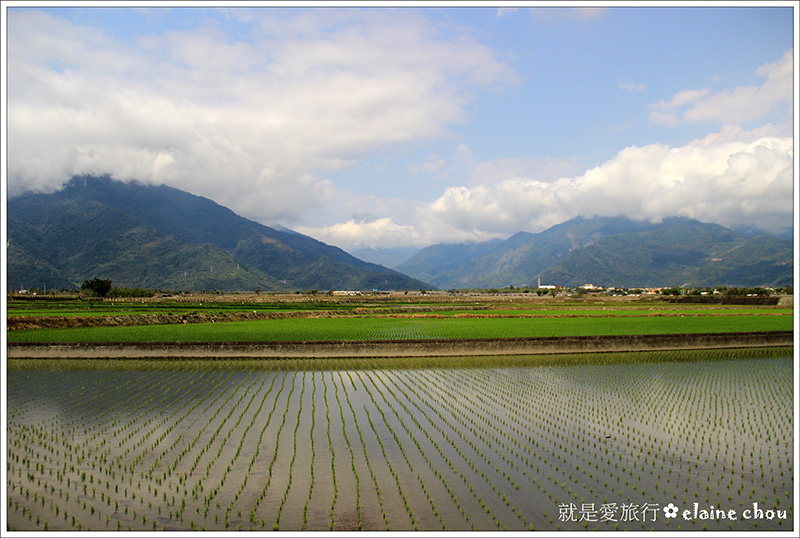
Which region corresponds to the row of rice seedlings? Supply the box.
[300,372,318,530]
[439,356,792,529]
[605,357,791,514]
[337,370,396,530]
[417,367,548,526]
[6,345,791,375]
[141,368,237,525]
[216,370,282,528]
[363,369,481,530]
[96,367,236,530]
[347,371,401,530]
[108,369,211,478]
[494,366,632,500]
[236,370,290,529]
[7,366,197,531]
[150,368,265,530]
[273,371,307,530]
[147,369,237,482]
[10,365,285,530]
[536,356,780,510]
[93,369,189,476]
[212,370,277,529]
[360,318,449,340]
[400,368,532,528]
[358,366,457,531]
[8,363,253,531]
[361,369,469,527]
[329,370,362,529]
[165,369,260,526]
[382,369,504,528]
[319,372,340,530]
[252,370,299,523]
[6,352,792,531]
[209,372,269,471]
[388,356,776,528]
[443,366,621,522]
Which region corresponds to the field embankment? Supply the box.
[7,331,793,359]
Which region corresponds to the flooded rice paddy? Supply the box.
[6,353,794,532]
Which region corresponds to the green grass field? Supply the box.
[7,311,792,342]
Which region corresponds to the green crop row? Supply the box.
[7,313,793,343]
[439,307,793,317]
[8,346,793,373]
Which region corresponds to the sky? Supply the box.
[3,2,797,255]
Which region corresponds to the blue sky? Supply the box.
[4,3,796,254]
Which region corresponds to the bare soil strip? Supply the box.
[7,331,793,359]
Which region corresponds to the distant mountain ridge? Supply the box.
[7,175,429,292]
[397,216,793,289]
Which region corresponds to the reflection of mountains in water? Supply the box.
[6,356,793,531]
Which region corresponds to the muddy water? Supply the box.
[7,356,794,531]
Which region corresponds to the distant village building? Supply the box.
[537,277,557,290]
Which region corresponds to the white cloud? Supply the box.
[6,8,516,224]
[529,7,608,24]
[618,81,647,92]
[649,49,793,126]
[429,127,793,239]
[496,8,519,18]
[310,125,793,249]
[463,148,584,186]
[297,217,421,251]
[408,156,449,178]
[406,143,585,187]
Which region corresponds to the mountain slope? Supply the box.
[541,218,793,288]
[7,192,293,291]
[7,175,429,292]
[397,216,792,289]
[398,216,662,289]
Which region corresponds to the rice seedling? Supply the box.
[5,350,793,531]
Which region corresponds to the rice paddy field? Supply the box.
[5,349,795,533]
[6,297,794,343]
[5,294,796,533]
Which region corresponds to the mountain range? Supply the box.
[6,176,428,292]
[396,216,793,290]
[7,175,793,292]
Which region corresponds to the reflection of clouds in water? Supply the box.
[6,356,792,531]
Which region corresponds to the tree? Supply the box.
[81,278,112,297]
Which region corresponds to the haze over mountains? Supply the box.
[6,176,793,292]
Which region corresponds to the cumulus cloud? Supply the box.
[311,125,793,250]
[649,49,793,126]
[299,217,421,251]
[424,126,793,239]
[6,8,516,223]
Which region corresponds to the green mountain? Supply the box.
[397,216,793,289]
[7,175,429,292]
[397,216,661,289]
[541,218,793,288]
